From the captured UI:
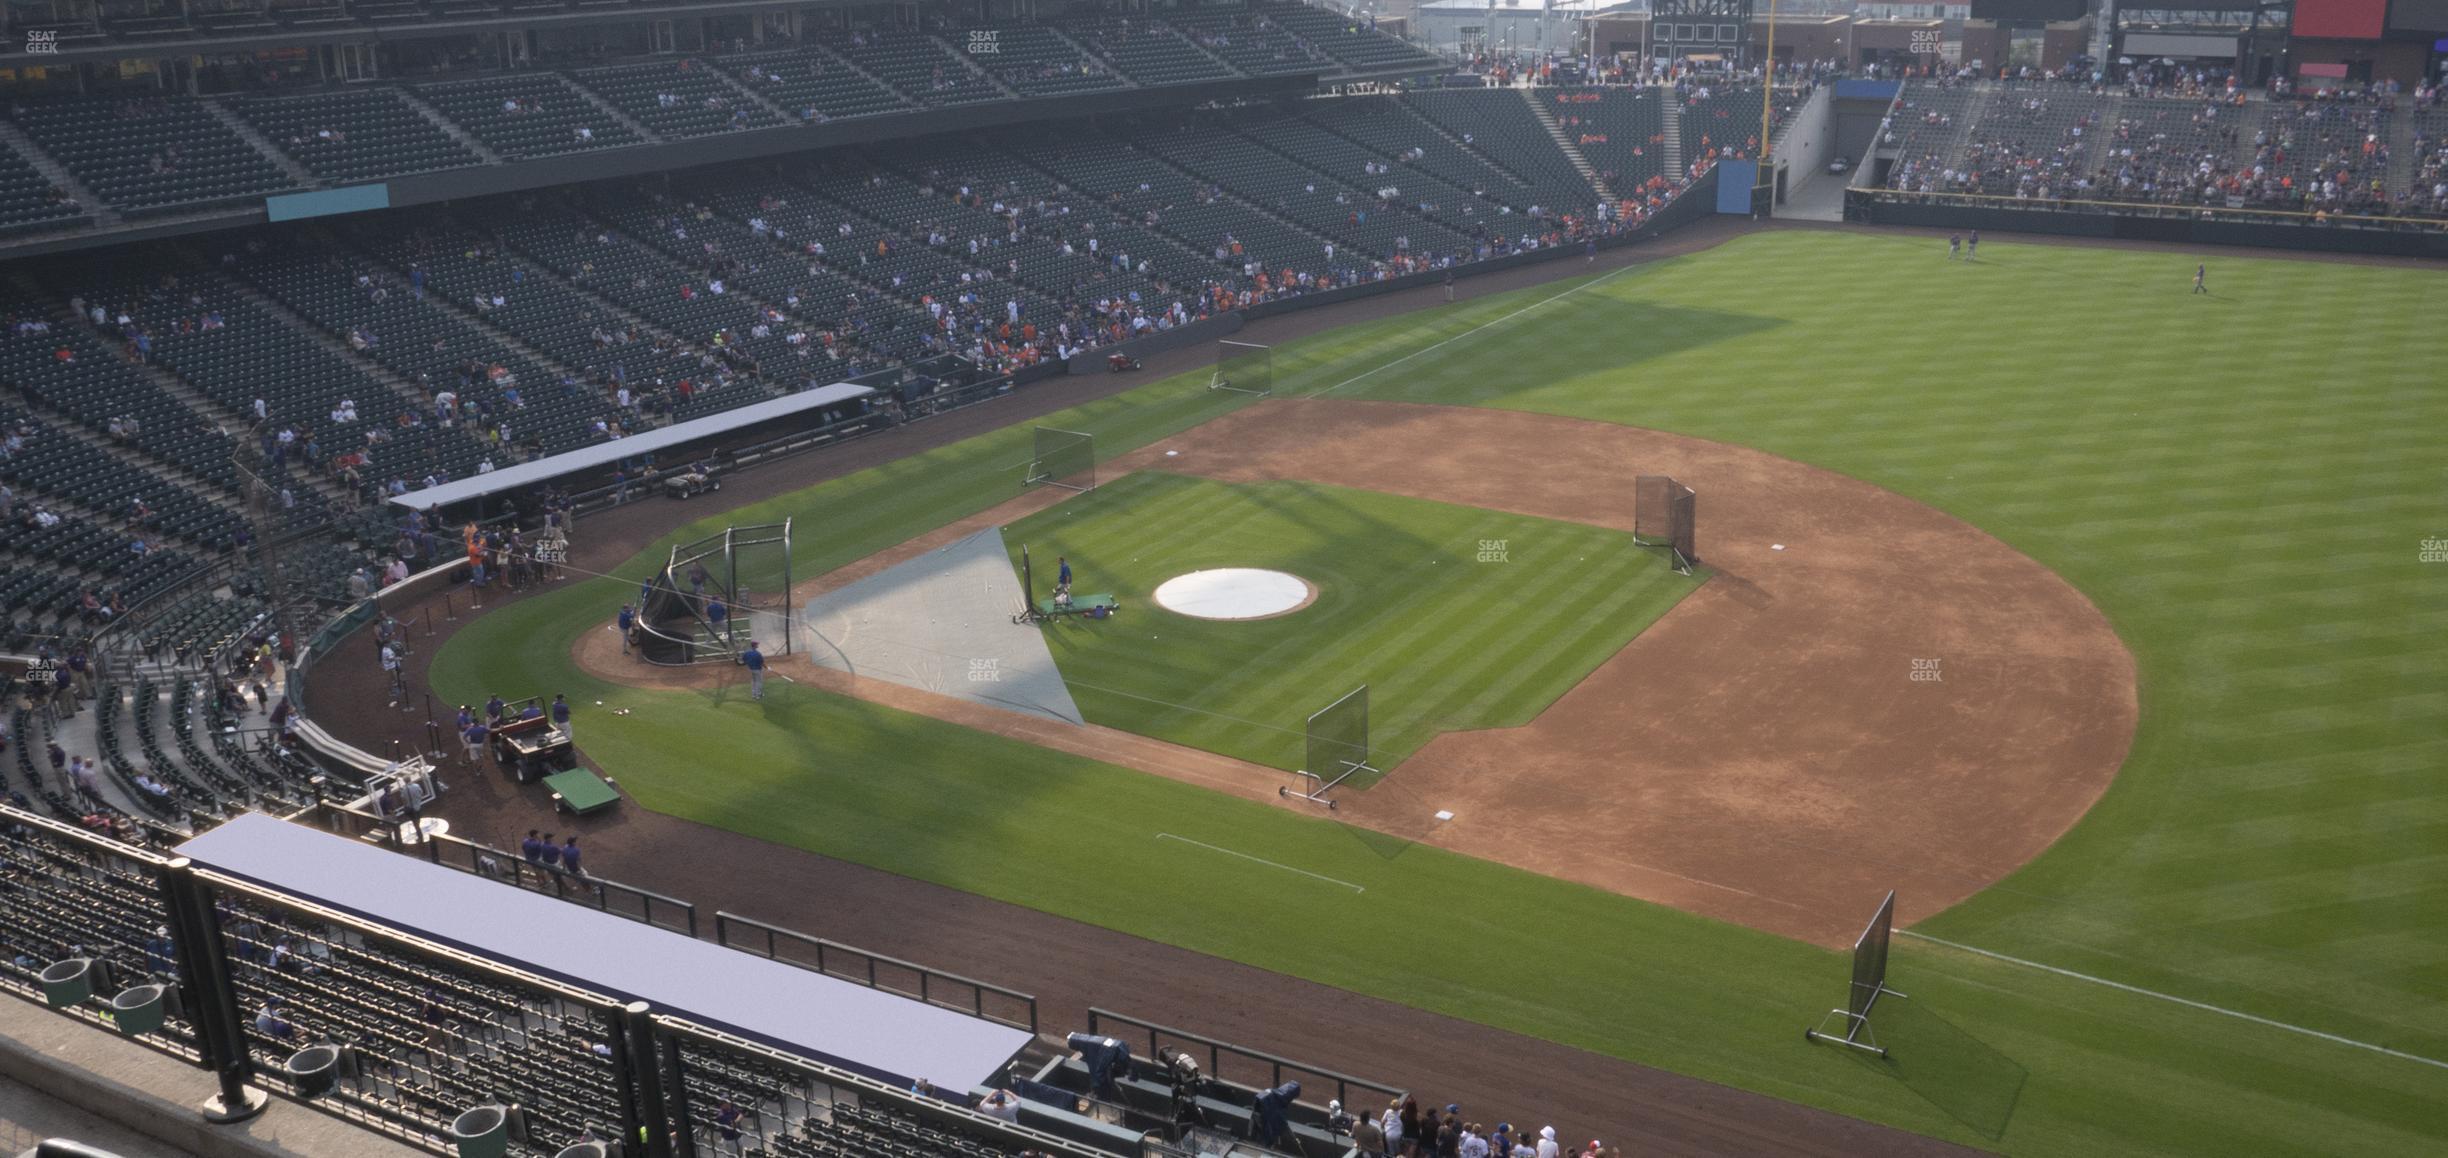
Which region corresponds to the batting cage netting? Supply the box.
[1210,340,1273,397]
[636,519,794,665]
[1024,426,1097,493]
[1634,475,1698,574]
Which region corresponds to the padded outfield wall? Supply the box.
[1845,190,2448,259]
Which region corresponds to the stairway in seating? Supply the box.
[1522,88,1614,202]
[200,96,318,189]
[1660,87,1684,178]
[395,87,504,165]
[0,119,114,226]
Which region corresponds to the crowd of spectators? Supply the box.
[1882,72,2448,222]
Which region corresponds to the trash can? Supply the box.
[451,1106,511,1158]
[40,958,99,1008]
[110,983,168,1036]
[554,1143,610,1158]
[286,1044,342,1099]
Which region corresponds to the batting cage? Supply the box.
[1210,340,1273,397]
[1805,890,1905,1056]
[1281,685,1376,809]
[1634,475,1698,575]
[635,519,794,665]
[1024,426,1097,493]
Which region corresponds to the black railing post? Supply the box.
[159,858,268,1124]
[614,1001,677,1158]
[657,1021,699,1158]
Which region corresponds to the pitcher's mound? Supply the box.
[1152,569,1317,620]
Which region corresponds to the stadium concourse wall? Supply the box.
[1843,189,2448,259]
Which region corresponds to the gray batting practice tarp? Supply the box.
[797,527,1082,725]
[176,813,1031,1089]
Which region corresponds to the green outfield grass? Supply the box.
[432,231,2448,1157]
[1000,472,1700,775]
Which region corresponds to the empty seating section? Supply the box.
[0,824,202,1043]
[233,88,482,183]
[1173,10,1332,77]
[495,206,824,378]
[1548,88,1665,189]
[975,148,1227,293]
[1403,90,1596,210]
[786,163,1068,322]
[11,97,291,213]
[347,219,765,432]
[0,141,85,234]
[0,403,242,553]
[0,293,267,527]
[152,260,489,486]
[717,50,912,123]
[1024,133,1320,279]
[216,894,636,1155]
[1142,122,1467,261]
[1260,1,1439,73]
[643,174,941,364]
[966,26,1126,98]
[1247,112,1499,234]
[574,59,784,139]
[883,139,1187,304]
[828,31,1002,108]
[229,240,608,459]
[1071,20,1237,87]
[1306,97,1542,215]
[0,426,204,616]
[416,74,640,159]
[0,11,1451,223]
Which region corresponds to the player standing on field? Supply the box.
[2193,264,2207,294]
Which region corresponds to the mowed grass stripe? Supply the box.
[1005,476,1698,773]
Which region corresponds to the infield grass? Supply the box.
[434,231,2448,1157]
[1001,472,1700,776]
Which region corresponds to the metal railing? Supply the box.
[652,1017,1112,1158]
[294,801,699,937]
[714,912,1038,1033]
[1086,1008,1405,1117]
[0,801,1103,1158]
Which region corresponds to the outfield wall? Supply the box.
[1845,190,2448,259]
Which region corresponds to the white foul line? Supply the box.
[1899,930,2448,1072]
[1156,834,1365,893]
[1310,263,1643,398]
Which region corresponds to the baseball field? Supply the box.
[432,230,2448,1156]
